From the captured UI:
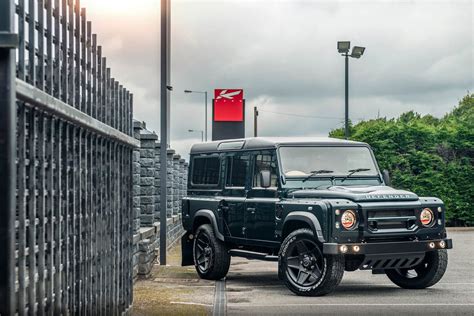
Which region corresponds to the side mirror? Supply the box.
[382,169,391,186]
[259,170,272,188]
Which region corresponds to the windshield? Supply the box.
[279,146,379,178]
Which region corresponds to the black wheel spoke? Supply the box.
[312,263,322,279]
[296,270,311,284]
[295,241,309,254]
[287,256,301,270]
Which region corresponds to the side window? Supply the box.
[225,155,250,187]
[253,152,278,187]
[191,156,220,185]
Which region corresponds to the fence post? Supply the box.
[0,0,17,313]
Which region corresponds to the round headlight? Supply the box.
[341,210,357,230]
[420,208,435,227]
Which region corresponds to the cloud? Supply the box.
[82,0,473,158]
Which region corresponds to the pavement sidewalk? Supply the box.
[132,244,214,316]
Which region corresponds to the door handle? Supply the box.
[247,207,256,214]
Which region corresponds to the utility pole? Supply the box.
[160,0,171,266]
[254,106,259,137]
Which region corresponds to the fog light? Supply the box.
[335,222,340,229]
[353,245,360,252]
[335,209,341,215]
[439,240,446,248]
[340,245,348,253]
[429,242,436,249]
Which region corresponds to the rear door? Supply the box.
[222,152,250,239]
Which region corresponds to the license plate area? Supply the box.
[367,209,417,232]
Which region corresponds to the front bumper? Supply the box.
[323,238,453,255]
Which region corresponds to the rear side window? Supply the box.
[225,155,249,187]
[191,156,220,185]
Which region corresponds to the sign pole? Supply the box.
[159,0,171,266]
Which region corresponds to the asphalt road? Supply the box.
[224,229,474,315]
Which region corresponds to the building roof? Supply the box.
[190,137,368,154]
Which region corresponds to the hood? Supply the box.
[289,185,418,202]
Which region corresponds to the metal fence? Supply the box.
[0,0,139,314]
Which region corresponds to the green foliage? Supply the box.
[329,93,474,226]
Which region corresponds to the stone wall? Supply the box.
[132,120,188,280]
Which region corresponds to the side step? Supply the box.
[229,249,278,261]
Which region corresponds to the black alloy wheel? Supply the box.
[279,228,344,296]
[193,224,231,280]
[285,239,325,287]
[195,232,212,273]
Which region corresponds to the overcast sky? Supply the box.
[81,0,473,157]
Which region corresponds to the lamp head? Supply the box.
[351,46,365,58]
[337,41,351,54]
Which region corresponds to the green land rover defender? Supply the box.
[181,137,452,296]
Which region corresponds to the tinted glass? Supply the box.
[279,146,378,177]
[253,153,278,187]
[192,156,220,185]
[226,155,249,187]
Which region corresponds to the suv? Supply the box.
[181,137,452,296]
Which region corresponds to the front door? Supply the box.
[245,151,280,242]
[222,153,250,239]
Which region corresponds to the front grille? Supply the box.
[367,209,417,231]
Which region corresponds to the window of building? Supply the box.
[191,156,220,185]
[225,155,249,187]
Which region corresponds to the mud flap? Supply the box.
[181,232,194,266]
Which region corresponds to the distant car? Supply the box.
[181,137,452,296]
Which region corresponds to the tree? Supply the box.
[329,93,474,226]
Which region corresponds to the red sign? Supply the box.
[214,89,244,121]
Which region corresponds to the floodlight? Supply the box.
[337,41,351,53]
[351,46,365,58]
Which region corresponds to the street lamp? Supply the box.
[337,41,365,139]
[188,129,204,142]
[184,90,208,141]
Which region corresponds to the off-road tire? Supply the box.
[193,224,231,280]
[385,249,448,289]
[278,228,344,296]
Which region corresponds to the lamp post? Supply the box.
[337,41,365,139]
[184,90,208,141]
[188,129,204,142]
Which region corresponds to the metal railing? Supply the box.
[1,0,139,314]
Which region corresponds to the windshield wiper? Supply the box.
[340,168,371,183]
[302,169,334,183]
